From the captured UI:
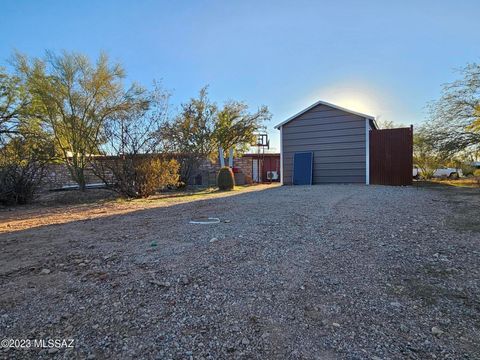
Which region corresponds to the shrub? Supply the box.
[100,156,180,198]
[217,167,235,190]
[135,158,180,197]
[0,163,45,205]
[419,168,435,180]
[461,164,476,177]
[474,169,480,187]
[0,137,52,205]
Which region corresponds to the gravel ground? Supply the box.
[1,184,479,359]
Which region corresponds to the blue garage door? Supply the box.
[293,152,313,185]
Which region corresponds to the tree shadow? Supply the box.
[0,184,281,234]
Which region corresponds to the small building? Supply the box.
[240,153,280,183]
[275,100,413,186]
[275,100,377,185]
[188,153,281,186]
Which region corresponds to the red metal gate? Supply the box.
[369,126,413,186]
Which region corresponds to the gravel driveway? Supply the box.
[1,184,479,359]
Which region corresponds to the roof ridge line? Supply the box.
[274,100,376,129]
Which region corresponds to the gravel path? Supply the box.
[1,184,479,359]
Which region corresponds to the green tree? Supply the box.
[15,51,148,190]
[213,101,271,165]
[159,87,272,183]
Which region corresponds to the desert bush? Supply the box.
[100,156,179,198]
[217,167,235,190]
[413,132,443,180]
[461,164,476,177]
[419,168,436,180]
[474,169,480,187]
[135,158,179,197]
[0,163,44,205]
[0,137,52,205]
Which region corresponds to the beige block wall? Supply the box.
[41,155,255,190]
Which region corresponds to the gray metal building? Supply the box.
[275,100,378,185]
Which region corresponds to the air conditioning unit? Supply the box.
[267,171,279,180]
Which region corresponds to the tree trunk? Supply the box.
[219,146,225,167]
[65,161,87,191]
[77,168,87,191]
[228,148,234,168]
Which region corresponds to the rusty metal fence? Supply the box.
[369,126,413,186]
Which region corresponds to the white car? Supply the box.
[433,168,463,178]
[413,167,463,179]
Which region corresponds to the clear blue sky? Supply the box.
[2,0,480,151]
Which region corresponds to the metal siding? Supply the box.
[284,169,366,179]
[284,141,365,152]
[284,114,365,128]
[284,155,366,165]
[369,127,413,186]
[283,121,365,134]
[284,162,366,170]
[284,148,365,158]
[284,133,365,147]
[282,104,366,184]
[314,175,366,183]
[283,126,365,141]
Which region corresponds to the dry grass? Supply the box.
[428,178,480,188]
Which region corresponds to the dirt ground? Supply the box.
[0,183,479,359]
[0,185,269,234]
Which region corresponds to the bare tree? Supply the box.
[425,63,480,156]
[158,87,216,184]
[94,84,179,197]
[102,83,169,156]
[0,68,30,142]
[375,117,405,129]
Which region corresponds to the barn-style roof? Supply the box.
[274,100,377,129]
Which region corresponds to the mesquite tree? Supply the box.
[15,51,148,190]
[213,101,271,165]
[425,63,480,156]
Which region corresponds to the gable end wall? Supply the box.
[282,104,367,184]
